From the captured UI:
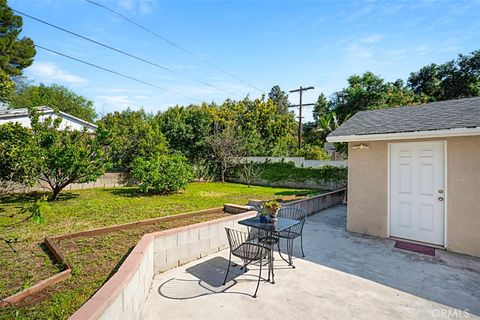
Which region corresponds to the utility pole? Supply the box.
[289,86,315,149]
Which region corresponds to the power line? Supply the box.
[14,8,240,98]
[13,9,172,73]
[34,44,202,103]
[85,0,265,94]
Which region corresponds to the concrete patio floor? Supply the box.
[142,205,480,320]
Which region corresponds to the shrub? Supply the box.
[294,144,331,160]
[131,154,193,194]
[228,161,347,184]
[0,122,40,188]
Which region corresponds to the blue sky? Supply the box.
[11,0,480,121]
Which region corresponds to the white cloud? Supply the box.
[96,95,134,107]
[117,0,134,11]
[28,62,86,85]
[361,34,384,44]
[117,0,153,15]
[344,43,374,60]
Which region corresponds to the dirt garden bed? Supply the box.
[0,210,227,319]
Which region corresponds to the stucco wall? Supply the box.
[347,141,389,237]
[347,136,480,257]
[445,136,480,257]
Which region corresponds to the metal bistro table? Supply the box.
[238,216,300,284]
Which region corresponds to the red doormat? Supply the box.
[394,241,435,256]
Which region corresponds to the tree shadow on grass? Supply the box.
[0,192,79,205]
[101,188,146,198]
[101,188,178,198]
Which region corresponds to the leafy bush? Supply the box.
[294,144,331,160]
[131,154,193,194]
[0,122,40,188]
[228,161,347,184]
[97,109,169,172]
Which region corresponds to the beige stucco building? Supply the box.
[328,97,480,257]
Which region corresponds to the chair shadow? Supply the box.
[158,256,262,300]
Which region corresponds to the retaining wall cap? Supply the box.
[283,189,346,206]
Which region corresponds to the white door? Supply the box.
[390,141,445,245]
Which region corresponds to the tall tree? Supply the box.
[9,84,97,122]
[408,50,480,101]
[268,85,290,114]
[330,72,417,121]
[0,0,36,102]
[407,64,442,101]
[97,109,169,171]
[215,97,296,156]
[155,103,214,162]
[312,93,328,122]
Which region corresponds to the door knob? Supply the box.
[438,197,444,201]
[438,190,444,194]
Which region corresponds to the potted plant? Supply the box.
[259,207,269,223]
[263,200,282,222]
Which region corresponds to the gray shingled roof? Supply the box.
[328,97,480,137]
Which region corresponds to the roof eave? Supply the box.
[326,127,480,142]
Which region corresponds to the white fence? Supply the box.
[233,157,347,168]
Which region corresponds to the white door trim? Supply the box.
[387,143,391,238]
[388,140,447,247]
[443,141,448,249]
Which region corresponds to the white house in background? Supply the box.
[0,106,97,132]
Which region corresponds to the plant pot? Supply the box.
[267,208,279,216]
[260,215,269,223]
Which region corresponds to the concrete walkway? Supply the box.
[142,205,480,320]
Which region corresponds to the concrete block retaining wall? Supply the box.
[282,189,346,216]
[70,211,256,320]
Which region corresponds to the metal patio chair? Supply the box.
[223,228,270,298]
[277,207,307,267]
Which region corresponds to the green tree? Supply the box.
[408,50,480,101]
[215,97,296,156]
[155,103,214,162]
[330,72,417,121]
[313,93,328,122]
[0,0,36,102]
[407,64,442,101]
[9,84,97,122]
[268,85,290,114]
[29,110,109,200]
[0,122,40,189]
[97,108,169,171]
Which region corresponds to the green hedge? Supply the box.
[229,161,347,183]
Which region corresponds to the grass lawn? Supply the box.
[0,182,319,319]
